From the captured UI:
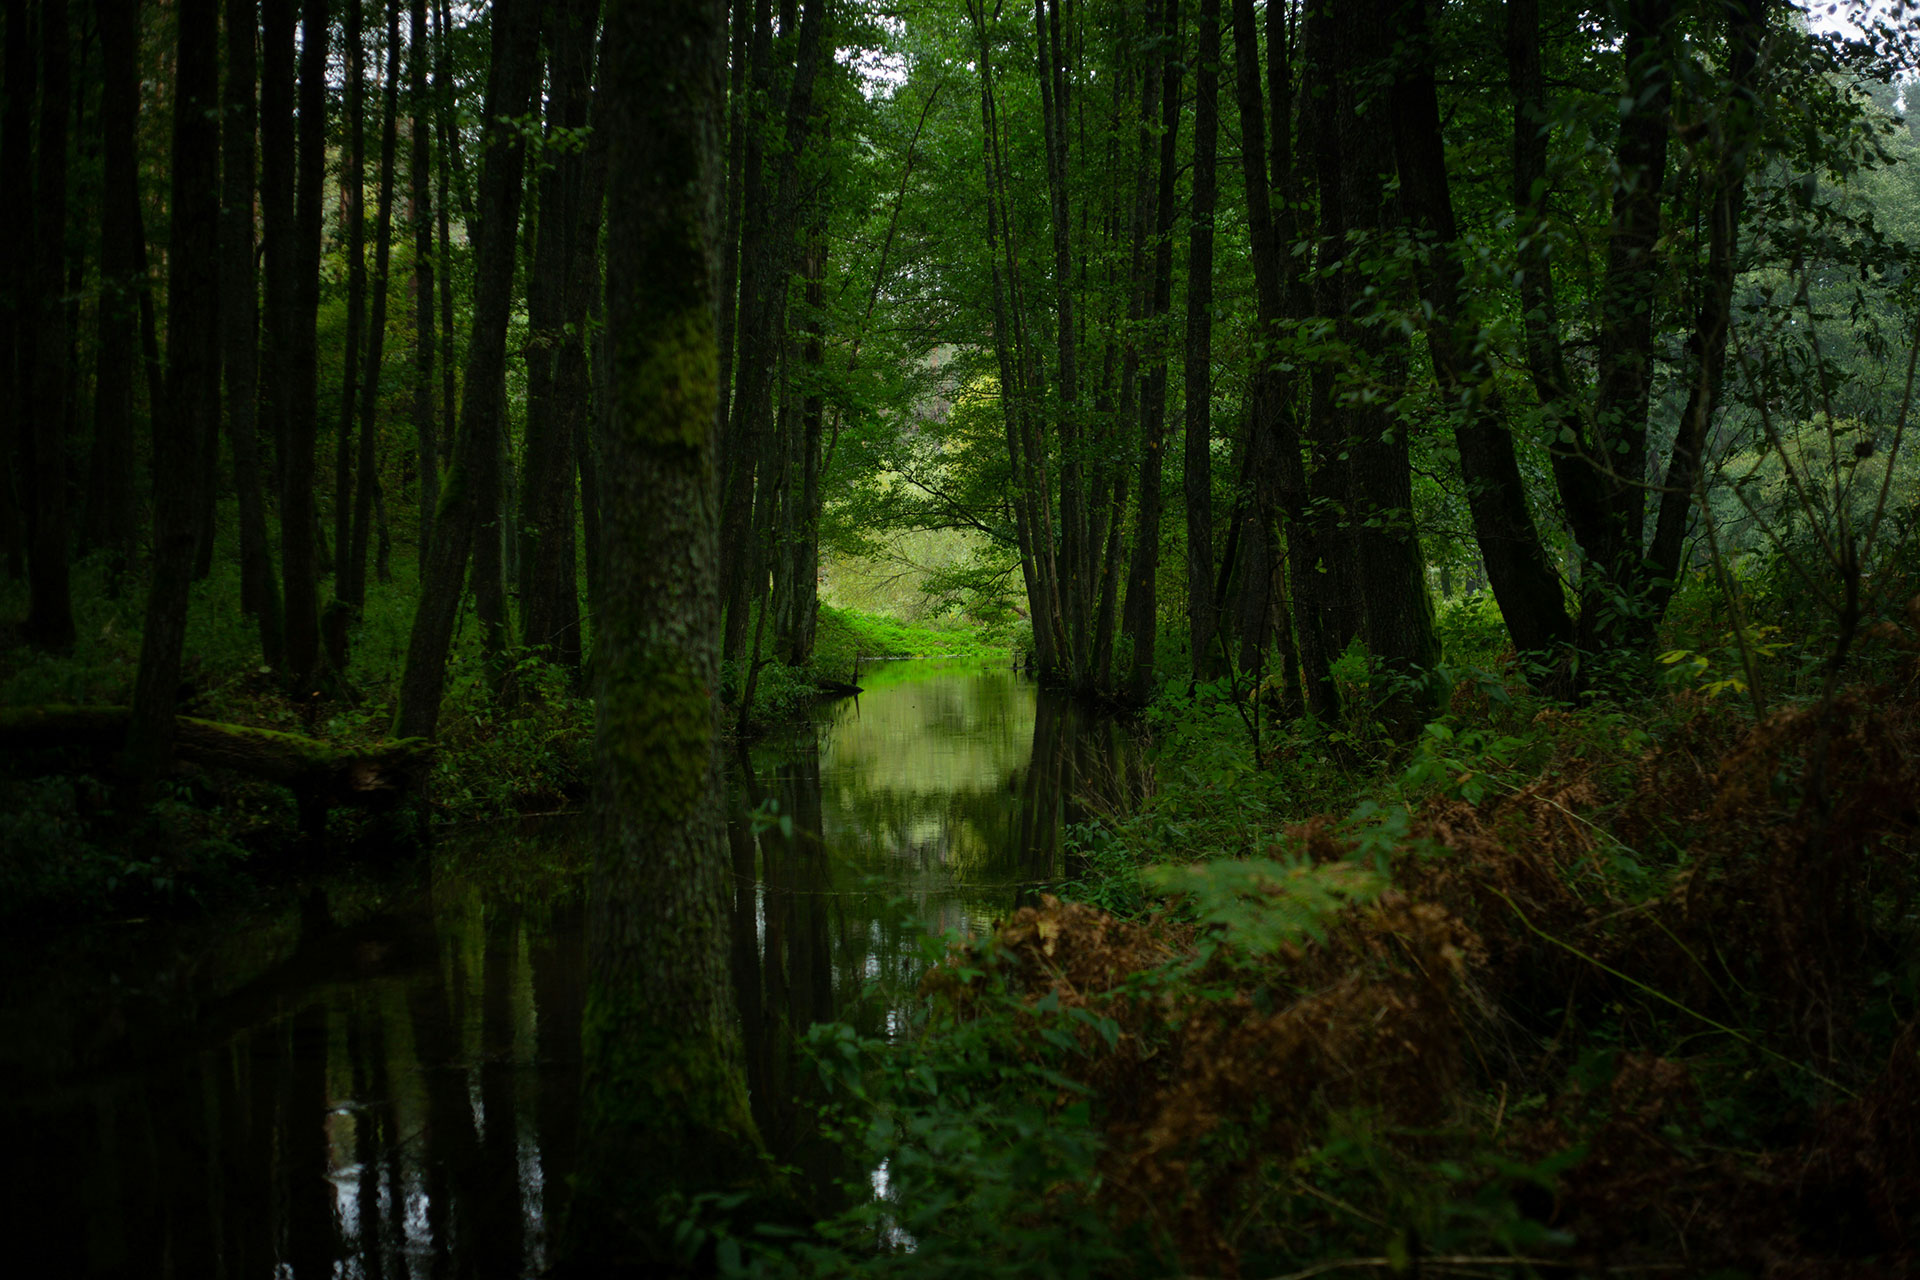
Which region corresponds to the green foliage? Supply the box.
[1146,857,1384,956]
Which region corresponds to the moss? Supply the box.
[598,649,714,829]
[566,986,776,1268]
[617,302,717,454]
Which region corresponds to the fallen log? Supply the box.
[0,706,432,827]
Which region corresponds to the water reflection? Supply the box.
[0,660,1135,1276]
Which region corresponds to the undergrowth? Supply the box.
[694,583,1920,1279]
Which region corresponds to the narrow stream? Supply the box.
[0,658,1137,1278]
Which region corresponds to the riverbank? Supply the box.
[751,646,1920,1278]
[0,550,1005,924]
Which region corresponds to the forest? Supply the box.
[3,0,1920,1273]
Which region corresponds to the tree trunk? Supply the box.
[281,0,331,693]
[346,0,401,615]
[129,0,221,782]
[1122,0,1180,706]
[433,0,460,465]
[519,0,600,672]
[1325,0,1437,689]
[409,0,437,556]
[261,0,296,502]
[1386,0,1570,665]
[1580,0,1673,650]
[335,0,369,623]
[394,0,539,740]
[224,0,286,669]
[564,0,769,1262]
[1647,0,1766,614]
[1184,0,1220,682]
[1230,0,1334,716]
[721,0,824,666]
[86,0,141,573]
[0,0,31,581]
[25,0,75,650]
[777,219,825,666]
[1035,0,1087,679]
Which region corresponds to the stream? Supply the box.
[0,658,1139,1278]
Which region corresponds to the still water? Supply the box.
[0,659,1137,1277]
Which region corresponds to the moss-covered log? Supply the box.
[0,704,432,808]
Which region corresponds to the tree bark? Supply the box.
[1385,0,1569,664]
[129,0,221,782]
[1581,0,1673,649]
[224,0,286,669]
[86,0,141,572]
[1230,0,1334,716]
[564,0,769,1262]
[261,0,296,502]
[334,0,369,622]
[1122,0,1181,705]
[394,0,539,740]
[1035,0,1087,678]
[519,0,600,672]
[1184,0,1221,682]
[1647,0,1766,613]
[0,0,31,580]
[409,0,437,556]
[1326,0,1437,688]
[25,0,75,650]
[281,0,331,693]
[720,0,824,666]
[346,0,402,614]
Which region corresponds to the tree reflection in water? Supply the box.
[0,659,1135,1276]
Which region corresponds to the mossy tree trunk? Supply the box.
[563,0,768,1264]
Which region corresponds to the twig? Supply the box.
[1488,886,1857,1098]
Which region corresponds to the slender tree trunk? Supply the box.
[409,0,437,556]
[715,0,749,445]
[1386,0,1569,665]
[224,0,286,668]
[1035,0,1087,679]
[721,0,823,666]
[777,219,825,665]
[564,0,770,1262]
[433,0,459,460]
[1183,0,1220,682]
[128,0,221,780]
[394,0,540,740]
[1647,0,1766,614]
[281,0,332,693]
[261,0,296,501]
[1230,0,1333,715]
[324,0,369,671]
[0,0,30,580]
[347,0,402,612]
[1580,0,1672,650]
[1122,0,1180,705]
[519,0,600,671]
[1321,0,1437,689]
[25,0,74,650]
[86,0,141,572]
